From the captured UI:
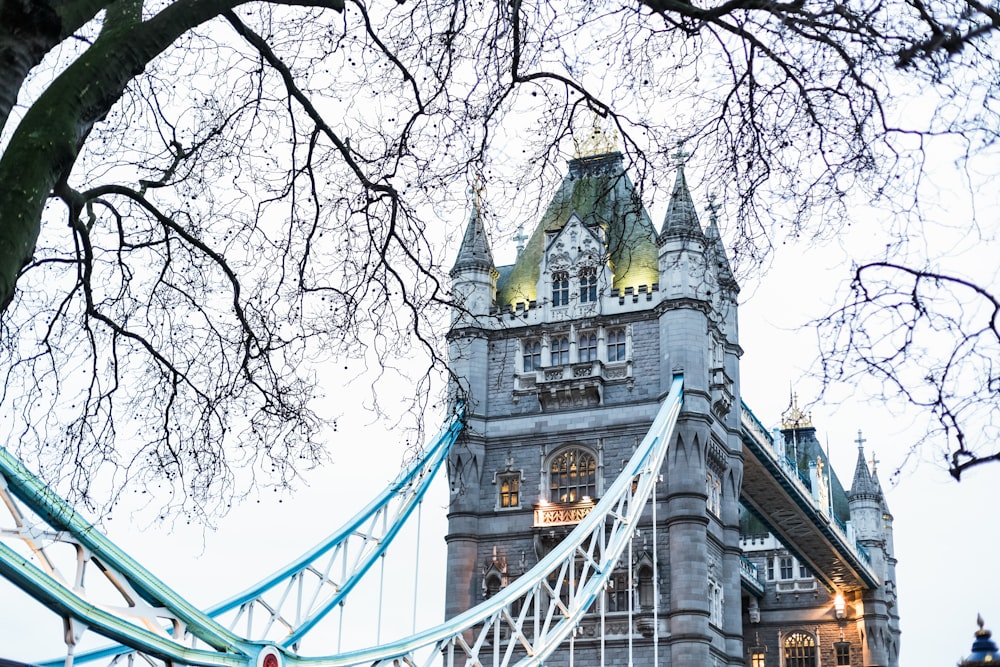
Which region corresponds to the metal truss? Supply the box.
[2,371,681,667]
[0,406,464,667]
[317,374,685,667]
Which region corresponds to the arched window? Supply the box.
[783,631,817,667]
[578,333,597,362]
[484,573,502,599]
[636,562,654,610]
[551,336,570,365]
[549,446,597,503]
[552,271,569,306]
[579,267,597,302]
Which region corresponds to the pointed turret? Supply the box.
[449,184,497,321]
[658,162,705,242]
[849,430,879,501]
[704,195,738,292]
[450,191,495,276]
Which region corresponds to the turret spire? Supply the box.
[450,178,495,276]
[849,429,879,499]
[659,147,704,241]
[704,193,737,290]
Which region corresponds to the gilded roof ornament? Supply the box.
[573,115,619,158]
[781,392,813,429]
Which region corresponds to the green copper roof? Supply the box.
[496,152,658,306]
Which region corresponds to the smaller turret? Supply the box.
[450,183,497,319]
[704,194,738,294]
[658,156,705,244]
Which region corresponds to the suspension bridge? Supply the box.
[0,374,880,667]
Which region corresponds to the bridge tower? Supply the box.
[445,139,746,665]
[849,439,901,665]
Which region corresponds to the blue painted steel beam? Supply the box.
[9,405,464,666]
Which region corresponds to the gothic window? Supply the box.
[636,561,654,610]
[579,267,597,302]
[497,472,521,508]
[607,328,626,362]
[706,470,722,517]
[549,446,597,503]
[779,557,794,580]
[484,574,502,599]
[551,336,570,365]
[799,562,809,579]
[783,632,817,667]
[523,340,541,372]
[766,558,774,580]
[552,271,569,306]
[750,649,766,667]
[607,570,630,612]
[579,332,598,362]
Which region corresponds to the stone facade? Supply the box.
[446,149,899,666]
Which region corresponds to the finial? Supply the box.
[671,143,690,167]
[781,391,813,429]
[573,112,619,158]
[706,192,720,224]
[468,173,485,211]
[513,224,528,255]
[855,429,867,451]
[869,451,880,475]
[962,615,1000,665]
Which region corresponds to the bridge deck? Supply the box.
[739,404,879,593]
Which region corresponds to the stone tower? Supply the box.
[848,437,901,665]
[445,144,746,664]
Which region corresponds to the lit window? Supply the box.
[549,446,597,503]
[579,333,597,362]
[498,472,520,508]
[607,329,626,362]
[780,557,794,580]
[551,336,570,365]
[783,632,816,667]
[523,340,541,372]
[750,649,766,667]
[579,267,597,302]
[552,271,569,306]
